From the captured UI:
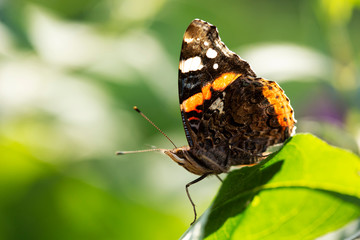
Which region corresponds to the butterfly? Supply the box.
[118,19,296,224]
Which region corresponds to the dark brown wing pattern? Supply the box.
[177,19,295,171]
[178,19,256,147]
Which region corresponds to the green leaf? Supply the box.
[181,133,360,240]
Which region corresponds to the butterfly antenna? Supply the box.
[133,106,177,148]
[116,148,166,155]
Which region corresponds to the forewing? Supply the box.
[178,19,255,147]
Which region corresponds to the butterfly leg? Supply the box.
[186,173,209,225]
[259,152,272,157]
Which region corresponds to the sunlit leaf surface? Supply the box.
[183,134,360,240]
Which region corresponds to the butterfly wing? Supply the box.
[178,19,256,147]
[178,19,296,169]
[215,76,296,165]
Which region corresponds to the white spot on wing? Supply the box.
[179,56,204,73]
[184,37,193,43]
[213,63,219,69]
[209,97,224,113]
[206,48,217,59]
[204,41,209,46]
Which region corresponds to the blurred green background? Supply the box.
[1,0,360,239]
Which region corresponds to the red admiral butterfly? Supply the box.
[118,19,296,224]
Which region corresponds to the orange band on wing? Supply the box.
[181,72,242,113]
[202,83,212,100]
[212,73,242,91]
[262,81,294,128]
[181,92,204,113]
